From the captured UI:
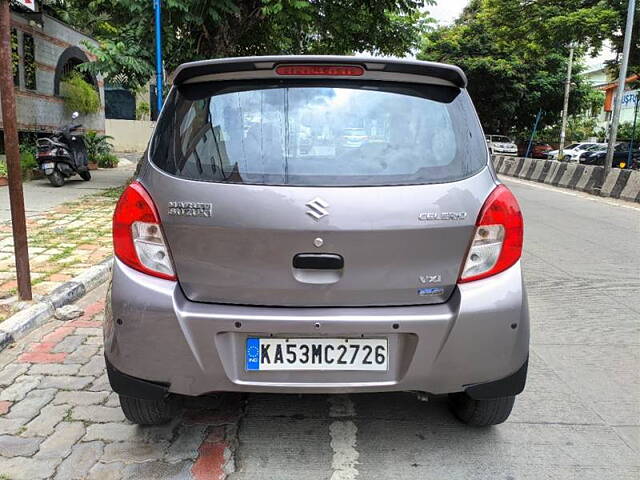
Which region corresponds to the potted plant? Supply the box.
[18,149,39,181]
[84,131,114,170]
[97,152,119,169]
[0,161,7,186]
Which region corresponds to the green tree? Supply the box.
[603,0,639,78]
[537,116,601,143]
[46,0,433,90]
[418,0,620,136]
[618,121,640,142]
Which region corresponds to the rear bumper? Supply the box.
[105,259,529,397]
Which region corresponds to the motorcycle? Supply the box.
[36,111,91,187]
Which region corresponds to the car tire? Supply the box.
[47,171,65,187]
[448,392,515,426]
[79,170,91,181]
[119,395,180,425]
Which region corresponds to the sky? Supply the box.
[428,0,468,25]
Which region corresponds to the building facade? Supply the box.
[601,74,639,127]
[0,6,105,147]
[583,64,639,132]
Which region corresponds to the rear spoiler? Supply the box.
[172,56,467,88]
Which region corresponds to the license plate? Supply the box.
[42,162,55,169]
[246,338,388,371]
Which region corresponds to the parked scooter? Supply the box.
[36,112,91,187]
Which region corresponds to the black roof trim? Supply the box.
[172,56,467,88]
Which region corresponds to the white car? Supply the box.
[485,135,518,156]
[547,143,604,162]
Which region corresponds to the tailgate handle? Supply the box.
[293,253,344,270]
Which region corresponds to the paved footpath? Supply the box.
[0,159,135,321]
[0,177,638,479]
[0,158,137,223]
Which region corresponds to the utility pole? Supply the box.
[604,0,636,183]
[558,44,575,161]
[0,0,32,300]
[526,109,543,158]
[628,91,639,166]
[154,0,163,115]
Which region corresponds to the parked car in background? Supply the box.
[517,141,553,159]
[563,143,607,162]
[577,144,606,163]
[486,135,518,156]
[547,143,602,162]
[580,142,640,169]
[105,56,529,428]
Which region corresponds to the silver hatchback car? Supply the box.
[105,56,529,427]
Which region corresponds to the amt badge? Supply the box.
[246,338,260,370]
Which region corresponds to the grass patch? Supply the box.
[31,275,48,286]
[101,186,125,199]
[49,246,75,263]
[63,408,73,422]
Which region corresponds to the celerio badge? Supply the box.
[418,211,467,221]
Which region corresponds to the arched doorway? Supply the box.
[53,46,98,96]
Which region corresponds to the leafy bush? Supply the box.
[617,122,640,142]
[97,152,119,168]
[60,72,100,114]
[0,147,37,180]
[84,130,114,163]
[19,150,37,180]
[136,101,150,120]
[20,140,36,157]
[536,116,601,143]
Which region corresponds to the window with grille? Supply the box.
[11,28,19,86]
[23,33,36,91]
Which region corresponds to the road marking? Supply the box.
[328,395,359,480]
[501,176,640,211]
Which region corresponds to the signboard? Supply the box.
[14,0,36,11]
[621,90,639,110]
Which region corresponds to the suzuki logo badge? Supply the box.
[306,198,329,221]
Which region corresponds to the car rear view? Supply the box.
[104,56,529,427]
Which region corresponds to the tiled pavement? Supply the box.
[0,188,122,322]
[0,284,240,480]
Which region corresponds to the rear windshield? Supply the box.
[150,80,487,186]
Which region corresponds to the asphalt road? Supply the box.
[227,177,640,480]
[0,159,136,222]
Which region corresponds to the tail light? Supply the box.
[458,185,523,283]
[275,65,364,76]
[113,181,176,280]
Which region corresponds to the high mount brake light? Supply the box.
[112,181,176,280]
[275,65,364,76]
[459,185,523,283]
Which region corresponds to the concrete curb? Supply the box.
[0,257,112,352]
[492,155,640,203]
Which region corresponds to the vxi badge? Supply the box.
[418,211,468,221]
